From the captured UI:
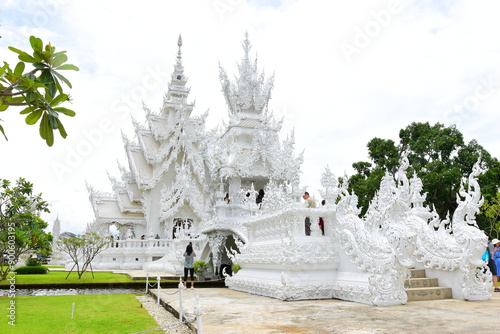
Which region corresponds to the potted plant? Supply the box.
[194,261,209,281]
[232,264,241,274]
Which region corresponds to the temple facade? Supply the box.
[86,34,492,305]
[87,33,303,274]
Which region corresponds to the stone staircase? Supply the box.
[405,268,453,301]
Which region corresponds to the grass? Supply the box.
[0,270,146,285]
[0,294,163,333]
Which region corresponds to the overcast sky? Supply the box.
[1,0,499,235]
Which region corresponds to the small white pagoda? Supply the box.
[87,34,492,305]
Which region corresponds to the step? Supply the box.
[406,287,453,301]
[404,277,439,288]
[409,269,426,278]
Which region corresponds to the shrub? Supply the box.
[15,266,48,274]
[232,264,241,273]
[25,258,41,266]
[194,261,208,275]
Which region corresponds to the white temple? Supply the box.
[86,34,492,306]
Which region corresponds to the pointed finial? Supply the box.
[242,31,251,60]
[175,34,184,69]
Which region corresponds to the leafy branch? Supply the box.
[0,35,79,146]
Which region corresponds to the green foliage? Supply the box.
[0,178,51,281]
[25,257,41,266]
[14,265,48,274]
[481,192,500,238]
[348,122,500,225]
[0,270,145,285]
[367,138,400,175]
[57,232,109,279]
[194,261,208,275]
[232,264,241,273]
[0,35,79,146]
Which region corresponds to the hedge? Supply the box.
[25,258,42,266]
[15,266,49,274]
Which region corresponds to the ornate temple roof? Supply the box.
[88,33,304,231]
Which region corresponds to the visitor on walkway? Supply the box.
[493,238,500,292]
[256,189,265,209]
[487,238,499,292]
[183,243,196,290]
[318,199,325,235]
[303,192,316,236]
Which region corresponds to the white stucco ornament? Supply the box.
[85,34,490,305]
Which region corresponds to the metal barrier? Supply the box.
[134,275,203,334]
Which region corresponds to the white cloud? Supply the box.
[1,0,499,234]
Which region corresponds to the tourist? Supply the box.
[224,193,230,204]
[318,199,325,235]
[256,189,265,209]
[303,192,316,236]
[183,243,196,290]
[155,234,160,247]
[493,238,500,292]
[487,238,499,292]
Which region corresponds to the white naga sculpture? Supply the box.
[226,155,490,305]
[86,34,491,305]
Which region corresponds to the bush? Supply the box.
[232,264,241,273]
[194,261,208,275]
[15,266,48,274]
[25,258,41,266]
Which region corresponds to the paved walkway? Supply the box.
[153,287,500,334]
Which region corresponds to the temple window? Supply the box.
[172,218,193,239]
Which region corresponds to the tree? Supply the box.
[481,192,500,239]
[57,232,109,279]
[0,178,52,281]
[348,122,500,231]
[348,137,401,216]
[0,35,79,146]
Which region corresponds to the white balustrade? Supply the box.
[108,238,173,249]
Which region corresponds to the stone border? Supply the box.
[147,290,197,333]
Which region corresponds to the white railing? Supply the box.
[109,238,173,249]
[245,207,331,241]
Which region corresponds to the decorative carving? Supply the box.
[408,158,489,300]
[85,34,491,306]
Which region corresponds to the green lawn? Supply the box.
[0,294,163,333]
[0,270,146,285]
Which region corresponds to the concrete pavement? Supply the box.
[153,287,500,334]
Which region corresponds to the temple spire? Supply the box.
[163,34,191,111]
[176,35,183,72]
[52,214,61,242]
[219,32,274,116]
[242,31,251,63]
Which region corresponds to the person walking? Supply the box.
[318,199,326,235]
[183,243,196,290]
[303,192,316,236]
[492,238,500,292]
